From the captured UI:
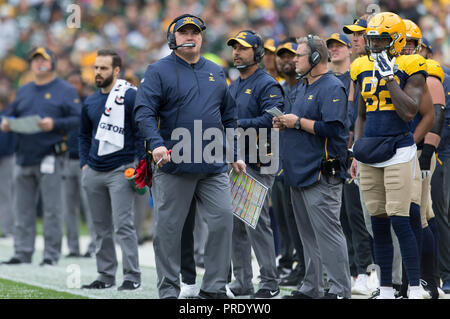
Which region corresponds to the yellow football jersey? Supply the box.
[426,59,444,83]
[350,54,428,113]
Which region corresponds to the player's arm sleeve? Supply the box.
[238,82,283,129]
[134,66,165,152]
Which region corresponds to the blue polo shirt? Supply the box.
[437,74,450,162]
[4,78,81,166]
[79,88,144,171]
[134,52,238,175]
[282,72,349,188]
[228,68,284,171]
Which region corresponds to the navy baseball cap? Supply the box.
[343,18,367,34]
[174,16,205,32]
[276,42,298,56]
[421,37,433,53]
[264,38,281,53]
[326,33,352,48]
[28,47,54,62]
[227,31,261,49]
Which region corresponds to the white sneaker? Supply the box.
[408,285,424,299]
[352,274,371,295]
[373,286,396,299]
[417,279,431,299]
[179,282,199,299]
[225,284,235,299]
[367,270,380,290]
[438,287,445,299]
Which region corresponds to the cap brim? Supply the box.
[343,25,366,34]
[30,48,51,61]
[175,23,202,32]
[326,38,350,48]
[227,38,252,47]
[264,45,276,52]
[276,47,296,56]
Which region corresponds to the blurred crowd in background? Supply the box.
[0,0,449,107]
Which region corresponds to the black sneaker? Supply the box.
[39,259,56,266]
[280,269,304,288]
[82,280,114,289]
[197,290,229,299]
[393,284,403,299]
[66,253,81,258]
[229,287,254,297]
[83,251,94,258]
[254,288,280,299]
[1,257,28,265]
[320,292,346,299]
[282,290,313,299]
[118,280,141,291]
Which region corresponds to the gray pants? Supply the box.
[13,157,64,263]
[133,191,152,239]
[290,177,351,298]
[151,169,233,299]
[431,158,450,281]
[0,155,15,237]
[62,157,96,255]
[81,164,141,284]
[229,167,279,292]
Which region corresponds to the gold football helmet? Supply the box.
[365,12,406,56]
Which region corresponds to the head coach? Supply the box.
[134,14,245,299]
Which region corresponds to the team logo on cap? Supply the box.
[237,32,247,40]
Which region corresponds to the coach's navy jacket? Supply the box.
[134,52,238,175]
[79,88,144,171]
[4,78,81,166]
[282,72,349,188]
[229,68,283,172]
[0,109,16,158]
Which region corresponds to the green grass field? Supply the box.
[0,278,88,299]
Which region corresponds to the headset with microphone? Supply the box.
[233,30,265,70]
[167,14,206,50]
[296,34,322,79]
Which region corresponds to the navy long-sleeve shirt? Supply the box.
[4,78,81,166]
[79,88,144,171]
[0,109,16,157]
[67,97,85,159]
[134,52,238,175]
[229,68,284,171]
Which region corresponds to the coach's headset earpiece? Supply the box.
[167,14,206,50]
[241,30,265,63]
[307,34,321,67]
[28,47,56,71]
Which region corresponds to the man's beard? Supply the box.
[283,64,297,76]
[95,73,114,88]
